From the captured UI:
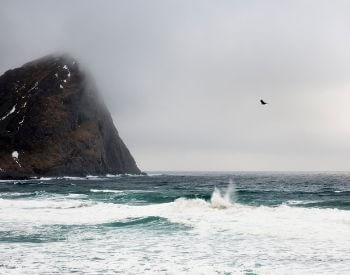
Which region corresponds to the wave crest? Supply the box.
[210,181,236,209]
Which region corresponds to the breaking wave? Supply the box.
[210,180,236,208]
[1,174,349,274]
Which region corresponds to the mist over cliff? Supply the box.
[0,54,140,179]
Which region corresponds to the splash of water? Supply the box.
[210,179,236,209]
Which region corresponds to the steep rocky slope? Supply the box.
[0,54,141,179]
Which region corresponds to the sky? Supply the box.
[1,0,350,171]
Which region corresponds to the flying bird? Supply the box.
[260,99,267,105]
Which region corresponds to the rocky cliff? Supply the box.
[0,54,141,179]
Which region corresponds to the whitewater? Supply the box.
[0,172,349,274]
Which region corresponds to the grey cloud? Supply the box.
[1,0,350,171]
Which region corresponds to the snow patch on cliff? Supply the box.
[12,151,18,159]
[28,82,39,93]
[12,151,21,167]
[63,64,71,78]
[1,105,16,121]
[19,116,25,127]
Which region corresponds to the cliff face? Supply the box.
[0,54,141,179]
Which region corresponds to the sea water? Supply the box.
[0,172,349,274]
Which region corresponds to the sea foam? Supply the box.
[0,179,349,274]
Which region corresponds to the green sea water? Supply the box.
[0,172,349,274]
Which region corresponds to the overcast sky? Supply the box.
[1,0,350,171]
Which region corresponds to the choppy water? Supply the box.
[0,172,349,274]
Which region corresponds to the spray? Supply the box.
[210,179,236,209]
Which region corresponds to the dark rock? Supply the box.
[0,54,141,179]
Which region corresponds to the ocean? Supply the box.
[0,172,349,274]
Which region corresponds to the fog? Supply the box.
[1,0,350,171]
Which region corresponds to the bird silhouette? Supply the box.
[260,99,267,105]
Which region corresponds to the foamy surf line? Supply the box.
[0,198,94,210]
[90,189,124,193]
[0,173,349,274]
[0,184,348,236]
